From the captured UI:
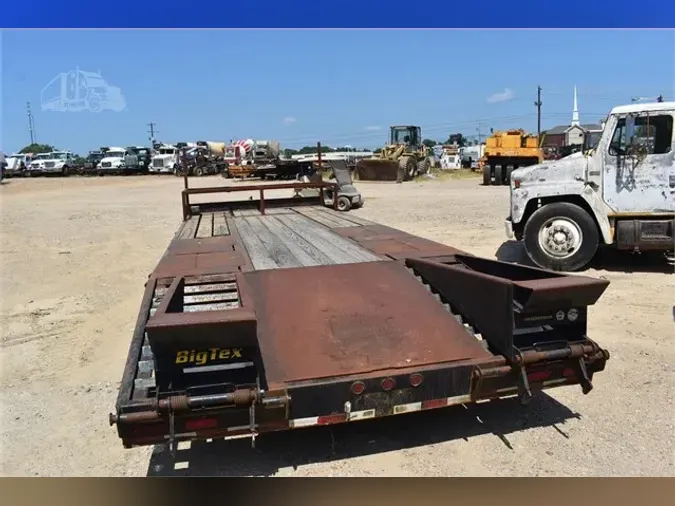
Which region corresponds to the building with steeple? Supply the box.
[541,85,603,150]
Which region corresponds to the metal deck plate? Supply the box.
[244,261,492,388]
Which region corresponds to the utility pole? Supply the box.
[147,122,158,145]
[476,122,482,145]
[27,102,36,144]
[534,86,542,144]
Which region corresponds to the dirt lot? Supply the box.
[1,174,673,477]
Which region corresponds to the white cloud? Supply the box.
[486,88,515,103]
[282,116,296,125]
[364,126,381,131]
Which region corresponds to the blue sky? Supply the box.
[2,29,673,154]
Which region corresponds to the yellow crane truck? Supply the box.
[480,129,543,186]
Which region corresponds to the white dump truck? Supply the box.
[505,101,674,271]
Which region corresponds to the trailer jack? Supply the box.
[513,349,533,406]
[576,357,593,395]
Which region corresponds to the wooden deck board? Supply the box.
[277,214,380,264]
[243,217,304,269]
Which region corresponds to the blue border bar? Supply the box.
[3,1,674,28]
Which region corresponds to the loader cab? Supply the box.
[390,125,421,147]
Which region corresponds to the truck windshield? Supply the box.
[51,153,68,160]
[159,149,175,155]
[34,154,52,160]
[107,151,125,158]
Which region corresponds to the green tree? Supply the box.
[422,139,438,148]
[20,143,55,154]
[445,133,466,147]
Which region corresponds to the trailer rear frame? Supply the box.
[111,176,610,452]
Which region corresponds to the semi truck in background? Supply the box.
[149,144,181,174]
[3,153,34,177]
[505,101,674,271]
[28,151,75,177]
[459,144,484,169]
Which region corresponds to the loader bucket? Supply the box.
[355,158,402,182]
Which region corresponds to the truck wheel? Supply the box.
[399,156,416,181]
[62,166,70,177]
[523,202,599,272]
[494,165,503,185]
[482,165,491,185]
[194,167,204,177]
[504,165,513,186]
[337,196,352,212]
[417,158,430,175]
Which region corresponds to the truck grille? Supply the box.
[45,162,55,168]
[101,162,112,168]
[153,159,164,168]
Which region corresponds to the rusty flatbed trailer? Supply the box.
[110,179,611,451]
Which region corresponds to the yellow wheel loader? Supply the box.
[356,125,432,183]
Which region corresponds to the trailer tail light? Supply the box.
[351,381,366,395]
[410,373,423,387]
[317,414,347,425]
[185,417,218,431]
[513,178,521,189]
[562,368,576,378]
[527,370,551,383]
[422,398,447,410]
[381,377,395,391]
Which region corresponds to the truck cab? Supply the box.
[150,145,179,174]
[127,146,151,174]
[98,147,137,175]
[4,153,34,177]
[29,151,74,176]
[505,101,674,271]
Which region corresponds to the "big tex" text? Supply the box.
[175,348,243,365]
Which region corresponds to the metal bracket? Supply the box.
[250,376,260,449]
[577,357,593,395]
[512,348,533,406]
[168,409,176,458]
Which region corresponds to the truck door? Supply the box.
[603,111,674,213]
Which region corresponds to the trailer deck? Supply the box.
[112,180,611,450]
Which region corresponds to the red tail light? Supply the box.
[422,398,447,410]
[381,377,395,391]
[562,368,576,378]
[351,381,366,395]
[410,373,423,387]
[185,417,218,431]
[527,370,551,383]
[317,414,347,425]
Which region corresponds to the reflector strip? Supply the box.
[287,396,472,429]
[348,409,376,421]
[393,402,422,414]
[183,361,255,374]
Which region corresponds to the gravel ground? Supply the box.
[1,174,673,477]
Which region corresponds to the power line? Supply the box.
[274,112,605,146]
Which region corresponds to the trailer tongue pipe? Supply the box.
[110,151,610,452]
